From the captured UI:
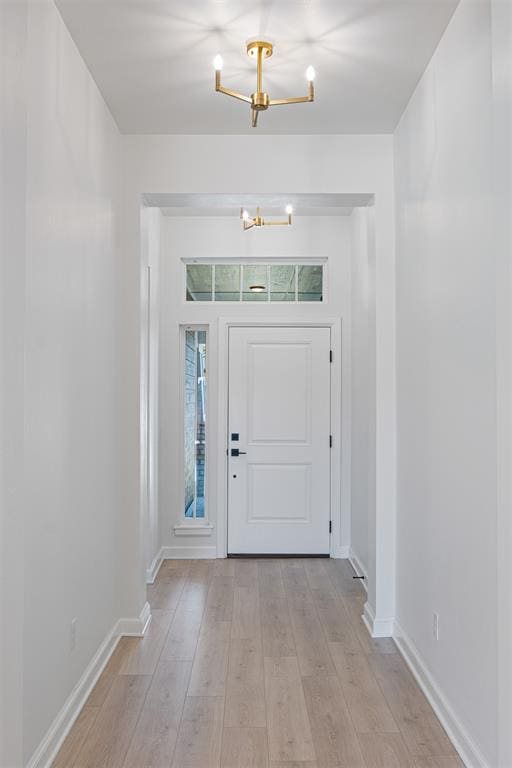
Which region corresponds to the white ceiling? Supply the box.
[56,0,458,135]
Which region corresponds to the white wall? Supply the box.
[141,208,161,579]
[158,214,352,557]
[491,3,512,766]
[349,208,371,573]
[1,1,123,763]
[0,3,28,765]
[394,0,510,764]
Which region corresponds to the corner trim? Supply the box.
[146,548,164,584]
[115,601,152,637]
[362,600,394,638]
[348,548,368,593]
[332,544,349,559]
[161,544,217,559]
[394,620,489,768]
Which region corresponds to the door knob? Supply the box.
[231,448,247,457]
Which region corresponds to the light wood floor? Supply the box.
[53,558,463,768]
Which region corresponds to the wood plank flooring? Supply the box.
[53,558,462,768]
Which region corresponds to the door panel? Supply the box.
[248,463,312,523]
[248,343,311,444]
[228,326,331,554]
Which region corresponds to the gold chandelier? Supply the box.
[214,41,315,127]
[240,205,293,230]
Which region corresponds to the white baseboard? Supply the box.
[146,548,164,584]
[393,621,488,768]
[331,544,349,558]
[27,602,152,768]
[26,629,120,768]
[348,548,368,593]
[362,600,395,638]
[362,601,376,636]
[161,544,217,559]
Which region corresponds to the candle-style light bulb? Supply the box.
[242,209,249,221]
[285,204,293,215]
[213,54,223,71]
[306,65,315,82]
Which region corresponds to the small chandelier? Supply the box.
[241,205,293,230]
[214,41,315,128]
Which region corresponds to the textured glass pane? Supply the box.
[243,265,268,302]
[186,264,212,301]
[270,265,296,302]
[215,264,240,301]
[298,265,323,302]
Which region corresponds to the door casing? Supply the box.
[216,317,342,559]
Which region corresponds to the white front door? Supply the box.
[227,326,331,554]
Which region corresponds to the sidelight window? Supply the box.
[183,328,207,519]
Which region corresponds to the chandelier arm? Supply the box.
[251,108,259,128]
[243,219,256,230]
[260,219,291,226]
[216,83,252,104]
[269,94,314,106]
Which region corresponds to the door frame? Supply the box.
[216,317,343,558]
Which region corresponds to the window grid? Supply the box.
[186,263,324,303]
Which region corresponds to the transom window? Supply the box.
[185,262,324,303]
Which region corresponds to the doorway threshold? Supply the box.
[227,553,330,558]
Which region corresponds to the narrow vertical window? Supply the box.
[184,329,207,519]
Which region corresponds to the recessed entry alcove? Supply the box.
[139,189,375,565]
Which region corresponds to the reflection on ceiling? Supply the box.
[55,0,458,134]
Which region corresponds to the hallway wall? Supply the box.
[0,4,28,765]
[394,0,508,763]
[349,208,374,576]
[140,208,162,588]
[1,1,124,763]
[492,3,512,765]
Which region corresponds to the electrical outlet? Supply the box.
[433,612,439,641]
[70,618,77,652]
